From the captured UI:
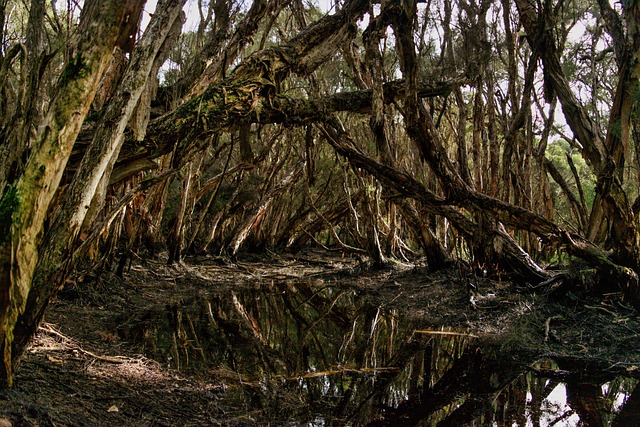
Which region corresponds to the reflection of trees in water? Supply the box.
[120,283,640,425]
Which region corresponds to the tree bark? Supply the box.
[0,0,137,388]
[0,0,45,193]
[168,157,201,263]
[1,0,184,387]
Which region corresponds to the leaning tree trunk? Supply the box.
[0,0,136,388]
[1,0,185,387]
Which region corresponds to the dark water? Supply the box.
[118,281,640,426]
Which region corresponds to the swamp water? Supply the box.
[118,281,640,426]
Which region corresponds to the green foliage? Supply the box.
[0,185,19,243]
[546,139,596,218]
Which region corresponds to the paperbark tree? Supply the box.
[3,0,640,390]
[5,0,187,377]
[53,0,640,294]
[0,0,370,387]
[0,0,137,387]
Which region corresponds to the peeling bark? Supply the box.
[1,0,185,386]
[0,0,132,388]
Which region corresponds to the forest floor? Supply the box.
[1,249,640,426]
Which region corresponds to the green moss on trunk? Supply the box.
[0,186,19,244]
[59,54,90,86]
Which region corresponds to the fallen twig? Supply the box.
[414,330,479,338]
[531,273,565,290]
[39,323,129,364]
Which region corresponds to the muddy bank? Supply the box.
[1,251,639,425]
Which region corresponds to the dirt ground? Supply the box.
[1,249,639,426]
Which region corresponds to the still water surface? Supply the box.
[119,281,639,426]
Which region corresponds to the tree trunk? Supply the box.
[168,159,201,264]
[0,0,135,388]
[398,200,449,270]
[1,0,185,387]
